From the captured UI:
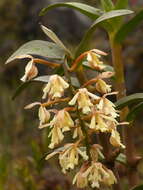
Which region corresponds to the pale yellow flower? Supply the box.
[89,112,117,132]
[73,169,88,188]
[69,88,99,114]
[45,143,88,173]
[72,120,84,139]
[38,106,50,129]
[102,169,117,186]
[42,75,69,99]
[46,110,74,148]
[21,60,38,82]
[110,129,125,148]
[48,125,64,149]
[55,110,74,132]
[59,144,88,173]
[96,79,111,94]
[87,49,106,70]
[80,162,117,188]
[97,97,119,118]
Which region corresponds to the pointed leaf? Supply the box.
[100,0,114,12]
[94,9,133,25]
[115,0,128,9]
[131,185,143,190]
[115,9,143,43]
[39,2,102,19]
[41,25,71,56]
[115,93,143,109]
[33,75,50,83]
[126,102,143,122]
[75,9,133,57]
[6,40,66,64]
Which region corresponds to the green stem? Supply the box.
[109,33,139,187]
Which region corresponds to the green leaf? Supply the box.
[6,40,66,64]
[126,102,143,122]
[41,25,72,56]
[115,9,143,43]
[100,0,114,12]
[12,76,51,100]
[75,9,133,57]
[115,93,143,110]
[115,0,128,9]
[94,9,133,25]
[39,2,102,19]
[33,75,50,83]
[131,185,143,190]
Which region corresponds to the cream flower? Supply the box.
[69,88,99,114]
[96,79,111,94]
[97,97,119,118]
[89,112,117,132]
[80,162,117,188]
[102,169,117,186]
[110,129,125,148]
[47,110,74,148]
[73,120,84,139]
[42,74,69,99]
[21,60,38,82]
[73,166,88,188]
[59,144,88,173]
[55,110,74,132]
[48,125,64,149]
[87,49,106,70]
[45,143,88,173]
[38,106,50,129]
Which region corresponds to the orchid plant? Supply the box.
[6,0,143,189]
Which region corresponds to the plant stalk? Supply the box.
[109,34,139,187]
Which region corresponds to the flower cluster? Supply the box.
[23,49,126,189]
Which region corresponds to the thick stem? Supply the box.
[109,34,139,187]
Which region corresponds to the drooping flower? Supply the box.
[97,96,119,119]
[47,110,74,148]
[96,79,111,94]
[73,162,89,188]
[48,125,64,149]
[110,129,125,148]
[21,60,38,82]
[42,75,69,99]
[69,88,99,114]
[45,143,88,173]
[102,169,117,186]
[89,112,117,132]
[59,143,88,173]
[72,120,84,139]
[86,49,107,70]
[38,106,50,129]
[74,162,117,188]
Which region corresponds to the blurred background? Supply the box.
[1,0,143,189]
